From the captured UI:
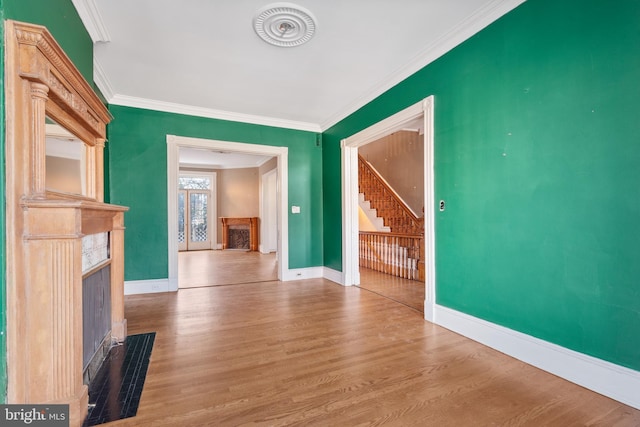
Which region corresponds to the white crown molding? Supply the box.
[109,94,322,133]
[71,0,111,43]
[435,305,640,410]
[93,59,114,100]
[320,0,526,131]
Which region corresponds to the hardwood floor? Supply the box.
[358,268,425,312]
[118,280,640,426]
[177,251,424,314]
[179,250,277,288]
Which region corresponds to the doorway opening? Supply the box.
[341,96,436,321]
[178,172,216,251]
[167,135,289,291]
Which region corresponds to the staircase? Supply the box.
[358,155,423,234]
[358,193,391,232]
[358,155,425,281]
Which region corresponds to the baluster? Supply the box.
[376,235,380,272]
[384,235,389,274]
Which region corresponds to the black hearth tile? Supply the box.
[83,332,155,426]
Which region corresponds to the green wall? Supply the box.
[323,0,640,371]
[107,106,323,281]
[3,0,93,82]
[0,0,92,402]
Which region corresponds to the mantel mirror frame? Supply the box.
[5,20,110,201]
[4,20,128,427]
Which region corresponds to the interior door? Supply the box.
[178,190,187,251]
[178,184,213,251]
[186,190,211,250]
[178,172,217,251]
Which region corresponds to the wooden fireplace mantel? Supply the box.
[221,217,259,251]
[4,21,128,427]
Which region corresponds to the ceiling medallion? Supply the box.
[253,3,317,48]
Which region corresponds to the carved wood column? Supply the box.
[86,144,97,200]
[23,205,87,427]
[30,82,49,198]
[110,211,127,342]
[94,140,105,202]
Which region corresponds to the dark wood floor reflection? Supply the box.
[178,250,277,288]
[121,280,640,426]
[358,267,424,312]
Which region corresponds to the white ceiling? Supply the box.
[73,0,524,132]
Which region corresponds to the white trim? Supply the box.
[320,0,525,130]
[259,168,278,254]
[93,59,114,101]
[323,267,344,285]
[340,144,359,287]
[111,94,321,133]
[71,0,111,43]
[167,141,179,291]
[422,97,436,322]
[282,267,324,281]
[124,278,171,295]
[341,97,436,319]
[435,305,640,410]
[342,101,425,147]
[179,161,270,170]
[167,135,289,290]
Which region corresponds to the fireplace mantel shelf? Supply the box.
[221,217,259,251]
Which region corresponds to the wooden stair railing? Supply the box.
[358,155,423,235]
[358,155,425,281]
[359,232,422,280]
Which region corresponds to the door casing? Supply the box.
[167,135,288,291]
[341,96,436,321]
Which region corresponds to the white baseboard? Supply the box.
[281,267,324,281]
[259,244,277,254]
[435,305,640,410]
[323,267,344,285]
[127,266,326,294]
[125,278,172,295]
[423,299,435,322]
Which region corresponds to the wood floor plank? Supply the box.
[113,280,640,426]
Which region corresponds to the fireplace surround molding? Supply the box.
[4,20,128,427]
[221,217,259,251]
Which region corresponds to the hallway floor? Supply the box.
[358,268,424,313]
[178,250,277,288]
[178,250,424,314]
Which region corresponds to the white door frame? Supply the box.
[167,135,289,291]
[341,96,436,321]
[260,168,278,254]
